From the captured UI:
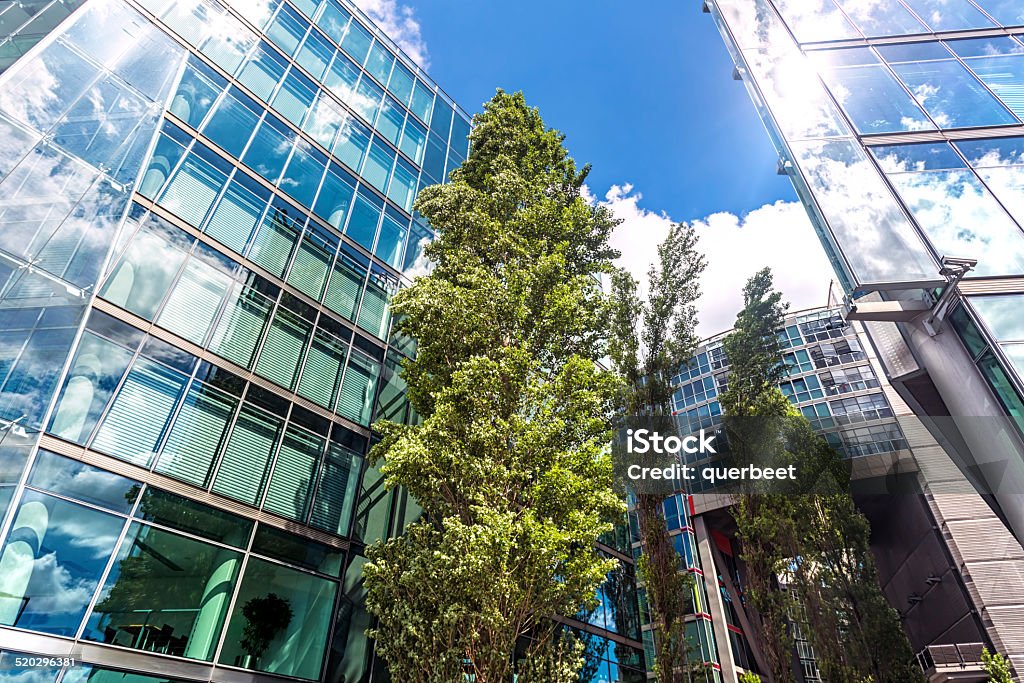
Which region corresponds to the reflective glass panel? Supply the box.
[100,221,190,320]
[0,491,124,637]
[28,450,140,514]
[973,295,1024,341]
[885,50,1018,128]
[957,42,1024,120]
[873,142,1024,276]
[202,87,260,157]
[973,0,1024,25]
[243,114,295,184]
[812,48,934,133]
[791,138,937,284]
[91,357,189,467]
[955,136,1024,225]
[155,382,238,487]
[212,403,281,505]
[219,558,337,680]
[902,0,996,30]
[264,425,322,520]
[48,333,134,445]
[84,523,241,662]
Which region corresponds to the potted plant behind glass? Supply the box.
[240,593,293,668]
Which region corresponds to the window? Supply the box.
[219,558,337,680]
[819,365,880,395]
[780,375,824,404]
[955,136,1024,227]
[287,225,336,300]
[266,4,307,56]
[201,87,260,157]
[340,19,371,64]
[204,173,269,255]
[209,278,277,368]
[361,137,394,193]
[357,265,396,339]
[829,393,893,421]
[159,149,230,229]
[49,332,134,444]
[280,139,327,208]
[388,63,415,105]
[951,37,1024,120]
[155,380,238,486]
[248,202,301,277]
[346,189,382,251]
[972,295,1024,377]
[295,27,333,80]
[879,42,1018,128]
[243,114,295,184]
[902,0,996,30]
[254,307,312,390]
[410,79,434,124]
[314,163,356,229]
[297,327,348,409]
[375,207,408,268]
[334,117,371,172]
[388,158,418,213]
[973,0,1024,26]
[168,59,223,129]
[0,490,125,636]
[212,402,281,505]
[309,442,362,537]
[375,95,405,145]
[324,245,367,320]
[264,424,322,520]
[773,0,859,43]
[303,92,345,149]
[156,252,234,345]
[316,0,351,43]
[364,41,394,86]
[872,142,1024,276]
[272,69,317,127]
[84,522,241,661]
[338,349,379,426]
[238,43,287,102]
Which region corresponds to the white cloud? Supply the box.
[350,0,430,70]
[599,184,837,339]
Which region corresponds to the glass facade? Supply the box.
[0,0,475,681]
[707,0,1024,569]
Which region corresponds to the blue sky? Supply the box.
[356,0,837,334]
[405,1,797,221]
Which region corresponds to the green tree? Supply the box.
[720,268,922,683]
[982,647,1014,683]
[362,90,625,683]
[608,223,707,681]
[739,672,762,683]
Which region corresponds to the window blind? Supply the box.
[159,154,225,228]
[337,351,378,426]
[323,252,364,320]
[254,309,310,390]
[263,426,321,521]
[310,444,361,536]
[210,286,273,369]
[212,404,280,505]
[204,181,264,254]
[157,259,231,345]
[296,329,346,409]
[286,234,331,300]
[156,382,237,486]
[247,211,298,277]
[92,358,187,467]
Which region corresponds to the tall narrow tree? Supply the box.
[608,224,707,681]
[720,268,922,683]
[363,91,626,682]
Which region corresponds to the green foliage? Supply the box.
[240,593,293,661]
[363,90,625,682]
[608,223,707,682]
[982,647,1014,683]
[721,268,922,683]
[739,672,762,683]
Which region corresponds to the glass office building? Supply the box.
[647,306,1024,682]
[705,0,1024,631]
[0,0,476,680]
